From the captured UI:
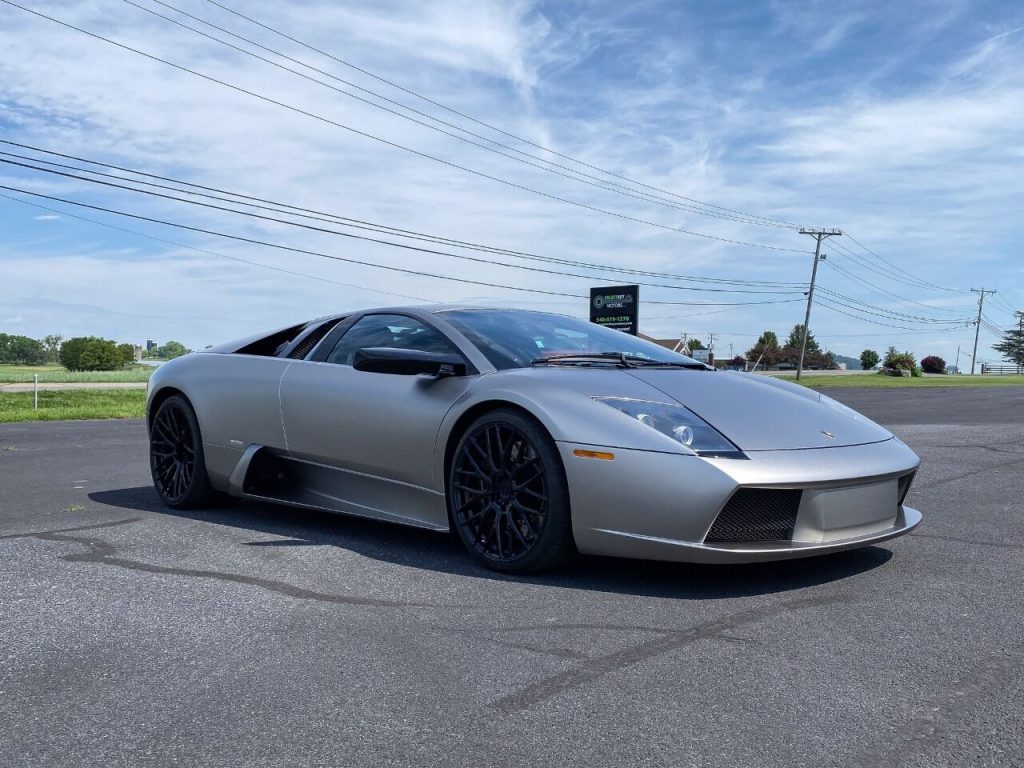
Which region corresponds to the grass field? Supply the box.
[0,390,147,423]
[781,373,1024,388]
[0,363,155,384]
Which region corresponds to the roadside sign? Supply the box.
[589,285,639,335]
[690,348,710,363]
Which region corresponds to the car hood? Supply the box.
[626,369,893,451]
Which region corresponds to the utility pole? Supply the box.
[970,288,996,375]
[796,228,842,380]
[1019,312,1024,375]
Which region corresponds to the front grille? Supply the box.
[704,488,802,543]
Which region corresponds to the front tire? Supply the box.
[149,394,215,509]
[449,409,574,574]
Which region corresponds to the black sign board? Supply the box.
[589,285,639,335]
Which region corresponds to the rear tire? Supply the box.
[149,394,215,509]
[449,408,574,574]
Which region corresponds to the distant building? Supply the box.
[638,333,685,352]
[146,339,157,352]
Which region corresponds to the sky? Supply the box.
[1,0,1022,365]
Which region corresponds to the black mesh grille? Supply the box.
[704,488,802,543]
[288,320,342,360]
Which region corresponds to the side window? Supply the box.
[324,314,456,366]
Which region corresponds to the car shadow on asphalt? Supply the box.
[89,486,893,600]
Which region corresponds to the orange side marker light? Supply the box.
[572,449,615,461]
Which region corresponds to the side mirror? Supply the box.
[353,347,468,377]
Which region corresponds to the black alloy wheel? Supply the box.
[449,409,573,573]
[149,394,214,509]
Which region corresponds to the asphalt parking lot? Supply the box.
[1,387,1022,767]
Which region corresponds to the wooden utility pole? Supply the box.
[970,288,996,375]
[796,229,842,380]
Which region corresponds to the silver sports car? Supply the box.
[146,307,921,573]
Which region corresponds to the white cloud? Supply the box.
[0,0,1021,360]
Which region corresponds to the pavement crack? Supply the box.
[490,593,854,713]
[851,653,1022,767]
[915,455,1024,490]
[0,517,142,540]
[24,529,427,609]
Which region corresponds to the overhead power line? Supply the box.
[0,141,805,289]
[0,192,436,302]
[988,293,1019,315]
[0,0,809,254]
[124,0,797,231]
[821,259,968,316]
[0,154,806,296]
[816,288,974,324]
[842,232,972,294]
[0,183,806,308]
[828,240,966,295]
[201,0,806,230]
[815,298,968,332]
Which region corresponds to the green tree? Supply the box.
[78,339,123,371]
[686,339,706,353]
[784,324,820,353]
[0,334,47,365]
[117,343,136,367]
[154,340,191,360]
[859,349,880,370]
[60,337,122,371]
[59,337,89,371]
[42,334,63,363]
[993,312,1024,367]
[746,331,781,369]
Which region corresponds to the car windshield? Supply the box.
[440,309,703,370]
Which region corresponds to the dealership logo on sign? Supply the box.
[589,285,639,336]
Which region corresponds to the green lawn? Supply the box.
[0,389,147,423]
[780,373,1024,389]
[0,363,154,384]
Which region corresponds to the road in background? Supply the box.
[0,382,149,393]
[1,388,1022,767]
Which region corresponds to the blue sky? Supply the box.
[1,0,1021,364]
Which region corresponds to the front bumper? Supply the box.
[560,437,921,564]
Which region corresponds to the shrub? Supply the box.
[882,347,917,377]
[60,337,124,371]
[920,355,946,374]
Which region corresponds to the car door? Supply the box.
[278,313,477,523]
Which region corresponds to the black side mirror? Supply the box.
[353,347,468,377]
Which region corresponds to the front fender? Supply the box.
[432,370,695,490]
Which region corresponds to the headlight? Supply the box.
[593,397,742,457]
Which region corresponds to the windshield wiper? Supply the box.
[531,352,633,367]
[530,352,709,369]
[625,359,711,369]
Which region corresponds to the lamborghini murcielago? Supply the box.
[146,307,922,573]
